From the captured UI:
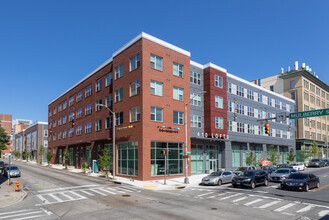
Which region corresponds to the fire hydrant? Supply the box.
[15,181,20,192]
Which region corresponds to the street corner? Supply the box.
[0,179,27,209]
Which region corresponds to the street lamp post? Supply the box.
[97,104,116,179]
[184,91,206,184]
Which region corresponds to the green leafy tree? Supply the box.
[0,126,10,157]
[38,145,45,164]
[63,150,69,169]
[299,149,310,162]
[46,150,53,165]
[287,150,296,164]
[246,151,257,166]
[24,151,31,162]
[310,141,319,159]
[99,147,112,172]
[81,162,87,173]
[267,145,280,166]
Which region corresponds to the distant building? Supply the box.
[0,114,13,156]
[254,61,329,160]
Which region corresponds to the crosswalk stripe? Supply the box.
[89,188,107,196]
[274,203,296,212]
[80,190,95,196]
[106,187,126,193]
[232,197,248,203]
[0,211,43,219]
[119,186,136,191]
[38,184,100,193]
[12,214,46,220]
[36,195,50,204]
[98,188,117,195]
[318,210,329,217]
[198,192,214,197]
[296,205,314,213]
[258,201,280,209]
[117,187,133,192]
[219,193,242,200]
[244,199,263,206]
[59,192,75,201]
[70,191,87,199]
[48,194,64,203]
[0,210,33,216]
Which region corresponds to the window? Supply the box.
[115,64,123,79]
[215,117,223,129]
[310,84,315,92]
[275,100,280,108]
[85,122,92,133]
[276,129,281,138]
[322,101,326,108]
[151,107,163,122]
[59,104,62,112]
[270,86,274,91]
[323,123,326,131]
[237,122,244,133]
[247,89,254,100]
[116,112,123,125]
[304,92,309,101]
[227,101,233,112]
[310,95,315,104]
[237,104,244,115]
[228,121,232,131]
[322,91,326,98]
[215,96,223,108]
[76,91,83,102]
[54,120,57,127]
[173,86,184,101]
[290,91,295,100]
[86,85,92,97]
[69,112,74,122]
[130,106,140,122]
[130,53,140,71]
[258,110,263,119]
[316,87,320,95]
[130,80,140,96]
[304,131,310,139]
[227,82,232,93]
[191,115,202,128]
[304,105,309,111]
[282,103,286,111]
[58,117,62,126]
[96,79,102,92]
[49,110,52,117]
[247,107,254,117]
[49,134,52,142]
[258,94,262,103]
[290,80,295,89]
[49,122,52,129]
[106,72,113,86]
[58,132,62,140]
[173,62,183,77]
[105,116,112,129]
[69,96,74,106]
[268,97,272,106]
[76,125,82,135]
[191,94,201,106]
[248,125,255,134]
[96,99,102,111]
[54,107,57,115]
[85,104,92,115]
[215,75,223,88]
[106,94,112,107]
[237,86,244,97]
[115,88,123,102]
[69,128,74,137]
[173,111,184,125]
[311,120,315,128]
[150,54,162,71]
[63,100,67,109]
[53,133,56,141]
[316,98,320,106]
[317,121,321,129]
[150,80,163,96]
[76,108,82,119]
[63,115,67,124]
[118,141,138,176]
[304,80,309,89]
[63,130,67,139]
[96,119,102,131]
[190,71,201,85]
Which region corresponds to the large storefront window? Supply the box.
[191,145,203,174]
[58,149,63,164]
[69,148,74,166]
[104,144,113,170]
[206,146,218,172]
[151,141,183,176]
[280,146,288,164]
[86,146,91,166]
[118,142,138,176]
[232,144,247,167]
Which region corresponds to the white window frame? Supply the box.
[215,117,224,129]
[215,75,223,88]
[96,79,102,92]
[173,86,184,101]
[150,54,163,71]
[85,104,92,115]
[130,106,141,122]
[151,107,163,122]
[173,62,183,77]
[106,72,113,86]
[130,79,140,96]
[215,96,223,108]
[115,64,123,79]
[130,53,140,71]
[85,85,92,97]
[173,111,184,125]
[85,122,92,133]
[115,87,123,102]
[96,119,102,131]
[150,80,163,96]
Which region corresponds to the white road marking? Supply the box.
[59,192,75,200]
[232,197,248,203]
[89,188,107,196]
[296,205,314,213]
[48,194,64,202]
[36,195,50,204]
[98,188,117,195]
[106,187,126,193]
[274,203,296,212]
[244,199,263,206]
[254,191,268,194]
[197,192,214,197]
[119,186,136,192]
[318,210,329,217]
[38,184,100,193]
[257,201,281,209]
[80,190,95,196]
[12,214,46,220]
[0,211,43,219]
[219,193,242,200]
[0,210,33,216]
[70,191,87,199]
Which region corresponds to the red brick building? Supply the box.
[0,114,13,156]
[48,33,191,181]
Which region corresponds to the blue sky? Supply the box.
[1,0,329,123]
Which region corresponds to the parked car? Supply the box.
[262,166,276,180]
[323,160,329,166]
[0,161,6,170]
[308,159,326,167]
[3,166,21,178]
[291,162,305,171]
[232,170,268,189]
[276,164,293,169]
[270,168,298,182]
[201,171,236,186]
[232,166,257,175]
[281,173,320,192]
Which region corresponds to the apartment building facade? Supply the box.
[0,114,13,155]
[258,62,329,160]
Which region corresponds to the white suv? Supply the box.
[291,162,305,171]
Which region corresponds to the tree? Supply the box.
[63,150,69,169]
[0,126,10,157]
[81,162,87,173]
[38,145,45,164]
[23,151,31,162]
[286,150,296,164]
[310,141,319,159]
[299,149,310,162]
[46,150,53,165]
[246,151,257,166]
[267,146,280,166]
[99,147,112,177]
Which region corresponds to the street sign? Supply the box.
[289,108,329,119]
[276,112,287,122]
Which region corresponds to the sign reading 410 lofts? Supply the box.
[289,108,329,119]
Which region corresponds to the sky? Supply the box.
[1,0,329,123]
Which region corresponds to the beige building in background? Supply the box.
[254,61,329,160]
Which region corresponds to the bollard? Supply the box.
[15,181,20,192]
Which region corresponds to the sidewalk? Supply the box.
[0,177,26,209]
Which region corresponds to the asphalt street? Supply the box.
[0,161,329,220]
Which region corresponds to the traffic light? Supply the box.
[71,112,75,127]
[265,123,270,134]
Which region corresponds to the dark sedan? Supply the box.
[308,159,326,167]
[281,173,319,192]
[232,170,268,189]
[262,166,276,179]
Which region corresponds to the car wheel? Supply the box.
[251,181,256,189]
[316,181,320,188]
[264,178,268,186]
[232,184,237,188]
[305,184,309,192]
[281,184,285,190]
[217,180,222,186]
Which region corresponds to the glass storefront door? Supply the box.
[69,148,74,166]
[191,145,203,174]
[209,159,217,173]
[58,149,63,164]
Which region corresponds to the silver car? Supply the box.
[3,166,21,178]
[201,171,236,186]
[270,168,297,182]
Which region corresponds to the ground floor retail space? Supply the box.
[296,139,329,161]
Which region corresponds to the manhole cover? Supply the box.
[122,195,130,197]
[4,195,9,197]
[211,208,217,210]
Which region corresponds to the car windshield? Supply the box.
[288,174,308,180]
[8,166,18,170]
[311,159,319,162]
[275,169,289,174]
[240,171,255,177]
[262,166,272,170]
[209,172,222,176]
[0,162,4,165]
[236,167,247,171]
